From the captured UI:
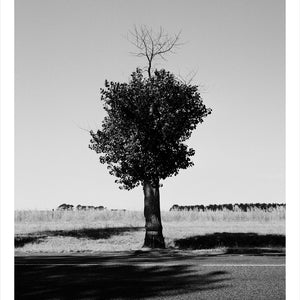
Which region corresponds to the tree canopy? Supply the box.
[89,68,211,190]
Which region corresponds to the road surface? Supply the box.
[15,251,285,299]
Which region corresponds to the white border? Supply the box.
[0,0,299,299]
[0,0,14,298]
[286,0,300,299]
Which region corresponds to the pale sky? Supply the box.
[15,0,285,211]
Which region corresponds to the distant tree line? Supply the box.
[56,204,127,211]
[56,204,106,211]
[169,203,286,212]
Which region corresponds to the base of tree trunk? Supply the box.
[143,231,165,249]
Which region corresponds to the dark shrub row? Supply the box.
[169,203,286,212]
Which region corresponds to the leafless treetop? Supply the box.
[128,25,182,78]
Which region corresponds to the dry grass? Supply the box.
[15,208,285,253]
[15,207,285,232]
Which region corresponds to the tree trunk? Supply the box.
[143,181,165,248]
[147,60,152,78]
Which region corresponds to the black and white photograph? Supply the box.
[1,0,299,299]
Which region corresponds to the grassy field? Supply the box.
[15,207,285,253]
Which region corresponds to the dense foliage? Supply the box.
[89,69,211,190]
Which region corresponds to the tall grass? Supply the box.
[15,207,285,234]
[15,210,144,223]
[15,208,285,252]
[15,210,144,233]
[163,207,285,223]
[15,206,285,223]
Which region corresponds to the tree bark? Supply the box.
[143,181,165,248]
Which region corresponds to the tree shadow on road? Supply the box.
[15,227,143,247]
[15,253,229,300]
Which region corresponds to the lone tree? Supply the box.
[89,26,211,248]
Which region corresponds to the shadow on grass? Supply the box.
[174,232,285,252]
[15,254,229,299]
[15,236,45,248]
[15,227,143,248]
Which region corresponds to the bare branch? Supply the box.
[73,121,91,134]
[127,25,183,78]
[176,68,199,85]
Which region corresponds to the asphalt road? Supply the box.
[15,251,285,300]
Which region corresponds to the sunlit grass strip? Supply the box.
[15,208,285,252]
